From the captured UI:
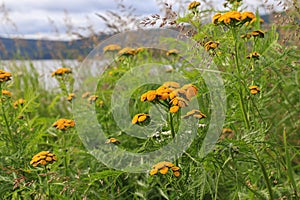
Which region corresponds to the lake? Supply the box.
[1,59,80,90]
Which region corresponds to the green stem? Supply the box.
[169,112,175,139]
[58,77,70,97]
[169,112,178,166]
[45,166,51,200]
[0,85,16,152]
[232,28,250,130]
[283,128,299,198]
[252,146,274,200]
[214,157,231,200]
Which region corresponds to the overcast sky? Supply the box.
[0,0,282,40]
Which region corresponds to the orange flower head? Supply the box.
[249,85,260,95]
[166,49,179,56]
[52,118,75,131]
[30,151,57,167]
[0,70,12,82]
[103,44,121,52]
[67,93,75,101]
[13,98,25,109]
[132,113,150,124]
[188,1,200,10]
[51,67,72,77]
[2,89,12,97]
[118,47,136,56]
[105,137,120,144]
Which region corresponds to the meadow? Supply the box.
[0,0,299,199]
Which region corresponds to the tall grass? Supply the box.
[0,0,299,199]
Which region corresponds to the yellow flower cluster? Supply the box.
[132,113,150,124]
[222,128,234,134]
[103,44,121,52]
[246,52,260,59]
[188,1,200,10]
[30,151,57,167]
[88,95,98,104]
[150,161,180,177]
[105,137,120,144]
[140,82,198,113]
[81,92,91,98]
[251,30,265,38]
[118,47,146,57]
[249,85,260,95]
[166,49,179,56]
[13,98,25,109]
[51,67,72,77]
[182,109,206,119]
[103,45,145,56]
[52,118,75,130]
[204,41,219,51]
[2,89,11,97]
[0,70,12,83]
[213,11,258,26]
[241,30,265,39]
[67,93,75,101]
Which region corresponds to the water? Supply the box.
[1,59,80,90]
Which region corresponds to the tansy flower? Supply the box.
[246,52,260,59]
[204,41,219,51]
[166,49,179,56]
[182,109,206,119]
[0,70,12,82]
[135,47,145,54]
[30,151,57,167]
[13,98,25,109]
[169,88,187,100]
[244,17,264,26]
[181,84,198,100]
[51,67,72,77]
[217,11,242,25]
[219,127,235,140]
[82,92,91,98]
[251,30,265,38]
[212,13,222,25]
[170,106,180,113]
[222,128,234,134]
[150,161,180,177]
[105,137,120,144]
[103,44,121,52]
[141,90,157,102]
[67,93,75,101]
[163,81,180,89]
[240,11,256,22]
[88,95,98,104]
[156,86,173,101]
[188,1,200,10]
[2,89,11,97]
[170,97,189,108]
[132,113,150,124]
[213,11,256,26]
[241,33,252,39]
[249,85,260,95]
[52,118,75,130]
[118,47,136,56]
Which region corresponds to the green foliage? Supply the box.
[0,1,299,199]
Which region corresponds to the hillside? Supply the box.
[0,34,109,60]
[0,14,272,60]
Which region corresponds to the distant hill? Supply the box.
[0,34,109,60]
[0,14,271,60]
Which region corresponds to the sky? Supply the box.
[0,0,283,41]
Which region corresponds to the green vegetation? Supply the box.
[0,0,299,199]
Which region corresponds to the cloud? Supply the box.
[0,0,283,40]
[0,0,161,40]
